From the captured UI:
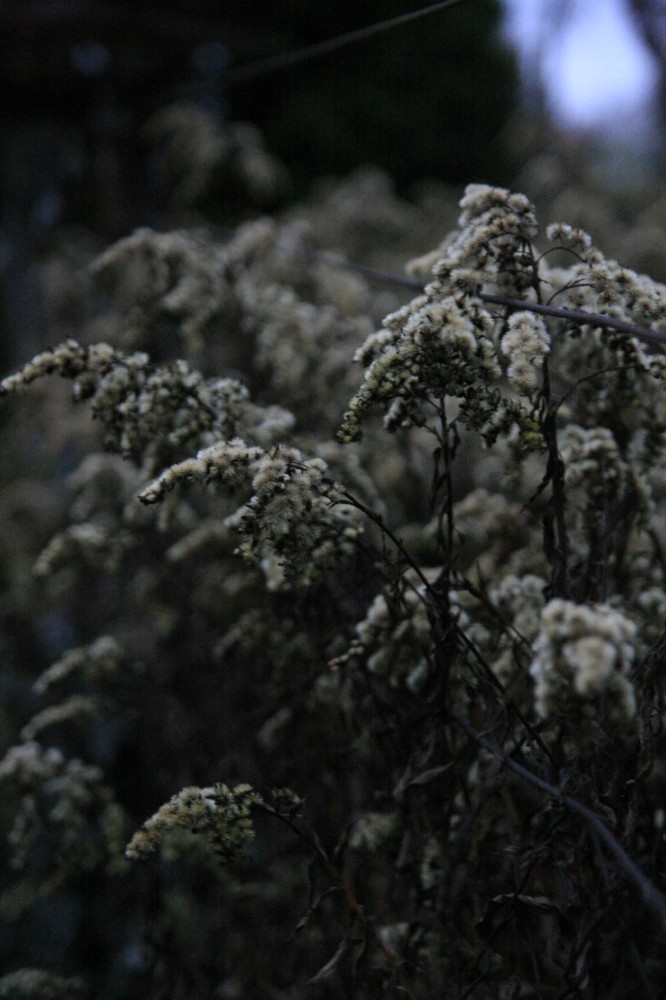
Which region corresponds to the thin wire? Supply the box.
[228,0,473,85]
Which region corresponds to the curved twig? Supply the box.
[317,254,666,348]
[453,713,666,931]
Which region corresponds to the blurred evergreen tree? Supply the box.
[230,0,520,188]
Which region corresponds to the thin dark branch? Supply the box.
[229,0,473,84]
[317,253,425,290]
[317,254,666,348]
[555,363,649,411]
[335,482,559,767]
[482,293,666,347]
[541,390,571,600]
[337,488,438,609]
[453,713,666,931]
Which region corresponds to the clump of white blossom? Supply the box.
[144,103,289,207]
[559,424,629,494]
[125,783,262,865]
[246,279,371,422]
[334,569,438,690]
[0,340,294,476]
[425,184,539,294]
[33,521,135,577]
[28,455,147,579]
[19,696,97,743]
[91,227,235,364]
[338,185,551,444]
[139,439,361,589]
[0,742,126,916]
[0,968,88,1000]
[337,291,502,442]
[530,599,637,726]
[468,573,547,683]
[349,810,399,852]
[89,220,372,427]
[15,637,142,744]
[32,635,131,695]
[501,311,550,392]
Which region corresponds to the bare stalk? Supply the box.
[453,713,666,932]
[318,254,666,348]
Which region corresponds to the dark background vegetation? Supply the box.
[0,6,519,992]
[5,1,666,997]
[1,0,518,217]
[0,0,518,376]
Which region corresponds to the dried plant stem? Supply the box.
[319,254,666,347]
[482,293,666,347]
[453,713,666,931]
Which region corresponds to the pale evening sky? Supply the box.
[502,0,659,130]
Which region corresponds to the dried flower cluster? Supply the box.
[0,742,125,918]
[125,783,262,865]
[501,310,550,391]
[144,103,289,207]
[4,172,666,998]
[0,339,292,471]
[88,219,372,429]
[138,439,361,588]
[530,598,637,725]
[0,968,88,1000]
